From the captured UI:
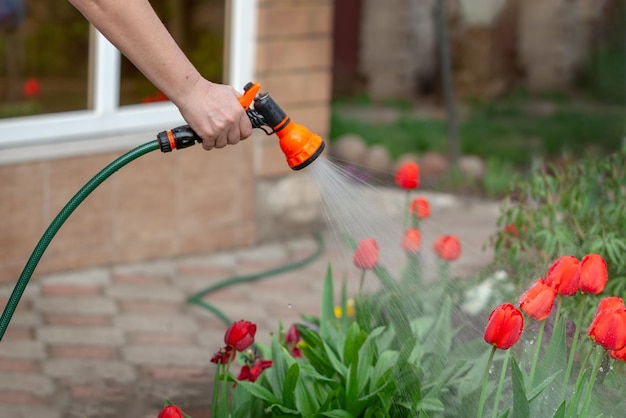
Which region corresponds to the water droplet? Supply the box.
[529,339,534,345]
[599,367,604,372]
[610,365,614,371]
[287,303,292,309]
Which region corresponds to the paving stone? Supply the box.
[0,405,62,418]
[114,314,199,333]
[33,296,118,315]
[105,284,186,302]
[121,345,211,367]
[37,326,125,346]
[0,373,55,397]
[39,268,111,286]
[112,259,176,278]
[43,359,136,383]
[0,341,46,359]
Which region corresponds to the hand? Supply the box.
[176,79,253,150]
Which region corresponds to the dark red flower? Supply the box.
[409,197,430,219]
[433,235,461,261]
[285,324,299,344]
[237,359,272,382]
[210,345,234,364]
[401,228,422,254]
[504,224,518,238]
[285,324,303,358]
[518,278,557,321]
[545,256,580,296]
[578,253,608,295]
[484,303,524,350]
[353,238,379,270]
[23,77,40,99]
[395,162,420,190]
[158,404,184,418]
[224,320,256,351]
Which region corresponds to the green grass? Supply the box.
[330,94,626,169]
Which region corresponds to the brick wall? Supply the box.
[0,1,334,281]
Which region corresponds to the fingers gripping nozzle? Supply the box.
[157,82,325,170]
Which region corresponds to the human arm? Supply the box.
[68,0,252,149]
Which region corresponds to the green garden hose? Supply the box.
[0,138,326,341]
[0,140,160,341]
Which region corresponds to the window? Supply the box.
[0,0,256,151]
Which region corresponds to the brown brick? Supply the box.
[50,345,117,359]
[0,358,39,373]
[2,327,33,341]
[112,274,168,285]
[256,38,332,73]
[41,283,100,297]
[257,70,331,106]
[0,162,45,264]
[257,4,332,38]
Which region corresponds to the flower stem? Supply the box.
[477,345,497,418]
[580,346,604,417]
[403,190,410,230]
[528,319,546,387]
[212,363,223,418]
[358,269,366,296]
[491,348,511,418]
[560,293,588,402]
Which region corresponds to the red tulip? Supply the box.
[353,238,379,270]
[578,253,608,294]
[518,278,557,321]
[395,162,420,190]
[23,77,40,99]
[588,307,626,351]
[433,235,461,261]
[224,320,256,351]
[237,359,272,382]
[401,228,422,254]
[588,296,625,340]
[484,303,524,350]
[158,404,184,418]
[609,345,626,362]
[285,324,302,357]
[409,197,430,219]
[545,256,580,296]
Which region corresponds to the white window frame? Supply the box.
[0,0,257,154]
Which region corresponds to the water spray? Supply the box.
[0,82,326,341]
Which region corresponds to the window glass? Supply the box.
[119,0,226,106]
[0,1,90,118]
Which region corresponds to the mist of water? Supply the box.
[304,155,625,417]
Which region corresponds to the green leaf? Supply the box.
[236,380,280,404]
[282,363,300,410]
[511,357,531,418]
[565,367,589,417]
[322,410,355,418]
[416,397,445,413]
[527,370,561,402]
[344,322,365,368]
[320,264,336,340]
[534,315,567,388]
[552,401,566,418]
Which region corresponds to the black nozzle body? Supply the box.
[158,125,201,152]
[253,93,290,131]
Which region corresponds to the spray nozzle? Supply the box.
[158,82,325,170]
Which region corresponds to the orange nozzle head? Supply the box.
[277,121,326,170]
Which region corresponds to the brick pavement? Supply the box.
[0,191,501,418]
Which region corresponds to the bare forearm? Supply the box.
[69,0,201,105]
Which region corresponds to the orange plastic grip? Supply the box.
[238,82,260,110]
